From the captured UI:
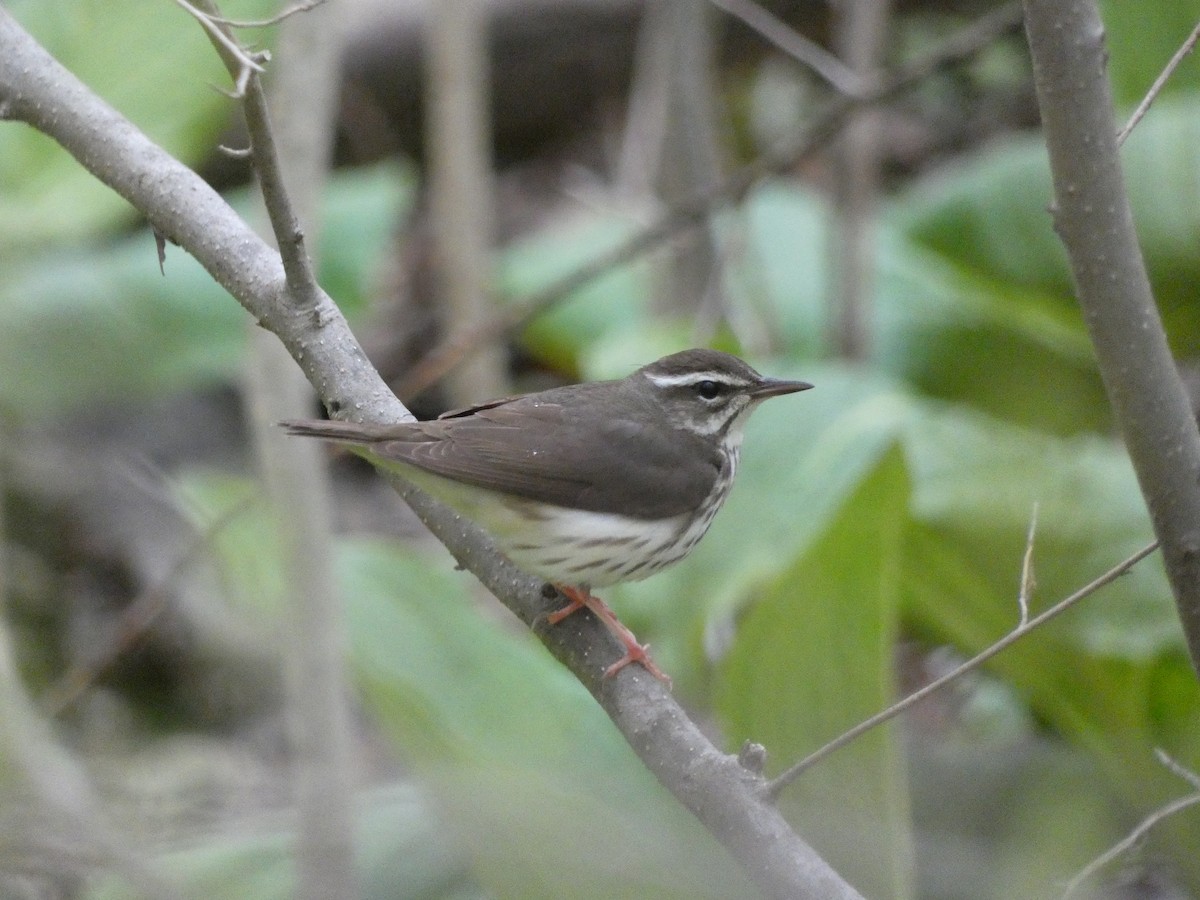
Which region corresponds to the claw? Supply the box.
[545,593,585,625]
[602,641,670,683]
[549,584,672,686]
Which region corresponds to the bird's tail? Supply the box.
[278,418,398,445]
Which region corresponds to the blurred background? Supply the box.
[2,0,1200,898]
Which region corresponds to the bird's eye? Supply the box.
[695,380,721,400]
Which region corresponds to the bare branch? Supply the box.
[1024,0,1200,675]
[188,0,323,310]
[171,0,266,97]
[765,541,1160,800]
[1157,747,1200,792]
[1060,751,1200,898]
[1116,19,1200,146]
[1018,502,1039,625]
[206,0,328,29]
[707,0,864,95]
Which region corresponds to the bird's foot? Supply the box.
[549,584,671,686]
[600,640,669,683]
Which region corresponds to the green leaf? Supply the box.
[1101,1,1200,109]
[895,137,1069,295]
[736,183,827,356]
[2,0,281,244]
[732,180,1110,434]
[0,165,410,421]
[718,444,914,900]
[316,162,417,312]
[1115,98,1200,353]
[342,539,758,900]
[0,238,248,420]
[873,232,1108,435]
[903,406,1175,660]
[901,408,1200,888]
[879,99,1200,430]
[896,99,1200,361]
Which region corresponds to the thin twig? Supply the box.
[764,540,1160,801]
[1060,795,1200,898]
[1018,502,1039,625]
[205,0,327,29]
[190,0,323,310]
[1116,19,1200,146]
[707,0,864,95]
[1156,747,1200,792]
[171,0,265,97]
[218,143,253,158]
[1060,751,1200,899]
[395,1,1025,399]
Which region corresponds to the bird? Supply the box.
[282,348,812,683]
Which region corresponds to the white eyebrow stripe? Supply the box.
[645,371,750,388]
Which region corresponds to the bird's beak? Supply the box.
[749,378,814,400]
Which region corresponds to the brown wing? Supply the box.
[285,385,722,519]
[387,395,721,519]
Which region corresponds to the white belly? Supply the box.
[402,441,738,588]
[494,504,714,588]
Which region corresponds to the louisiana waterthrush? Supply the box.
[282,348,812,682]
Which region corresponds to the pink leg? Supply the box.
[549,584,671,685]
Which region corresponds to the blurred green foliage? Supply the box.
[1,2,1199,899]
[0,163,412,418]
[1,0,282,244]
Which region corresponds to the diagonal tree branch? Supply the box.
[1115,18,1200,146]
[1023,0,1200,675]
[0,10,860,898]
[707,0,862,95]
